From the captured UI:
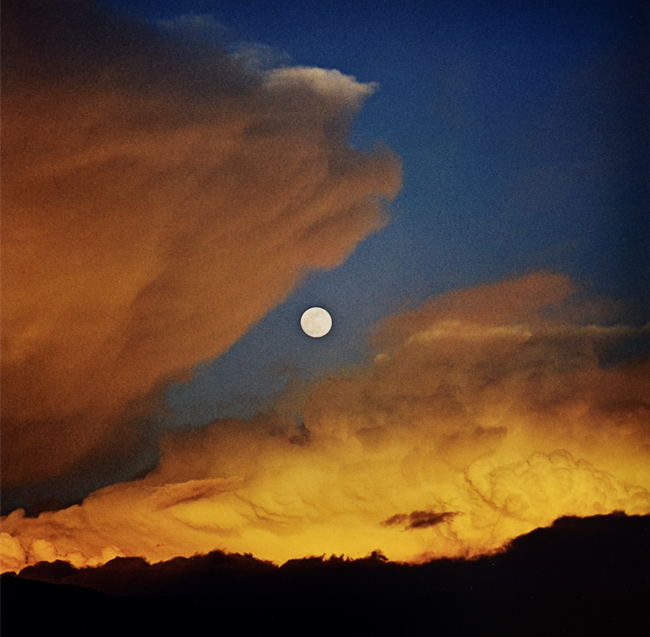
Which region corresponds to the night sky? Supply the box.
[1,0,649,601]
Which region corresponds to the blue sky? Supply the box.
[115,0,649,428]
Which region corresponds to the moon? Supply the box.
[300,307,332,338]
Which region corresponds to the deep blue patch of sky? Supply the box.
[106,0,649,428]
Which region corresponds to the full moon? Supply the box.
[300,307,332,338]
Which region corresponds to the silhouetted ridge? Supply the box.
[5,514,648,635]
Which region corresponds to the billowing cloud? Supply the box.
[2,273,648,573]
[0,0,401,487]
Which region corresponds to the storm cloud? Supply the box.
[1,0,401,487]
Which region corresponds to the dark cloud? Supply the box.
[1,0,401,488]
[382,511,457,529]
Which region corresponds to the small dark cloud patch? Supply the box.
[382,510,457,529]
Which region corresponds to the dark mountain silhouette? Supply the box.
[3,513,648,635]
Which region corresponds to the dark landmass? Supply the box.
[3,513,648,635]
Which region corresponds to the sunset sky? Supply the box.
[1,0,648,574]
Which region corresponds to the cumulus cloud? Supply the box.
[2,273,648,573]
[0,533,26,573]
[0,0,401,487]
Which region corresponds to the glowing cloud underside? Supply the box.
[2,274,649,573]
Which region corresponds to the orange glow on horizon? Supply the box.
[2,275,649,573]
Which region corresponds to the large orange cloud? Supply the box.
[0,1,401,486]
[2,273,648,573]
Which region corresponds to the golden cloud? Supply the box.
[2,274,648,572]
